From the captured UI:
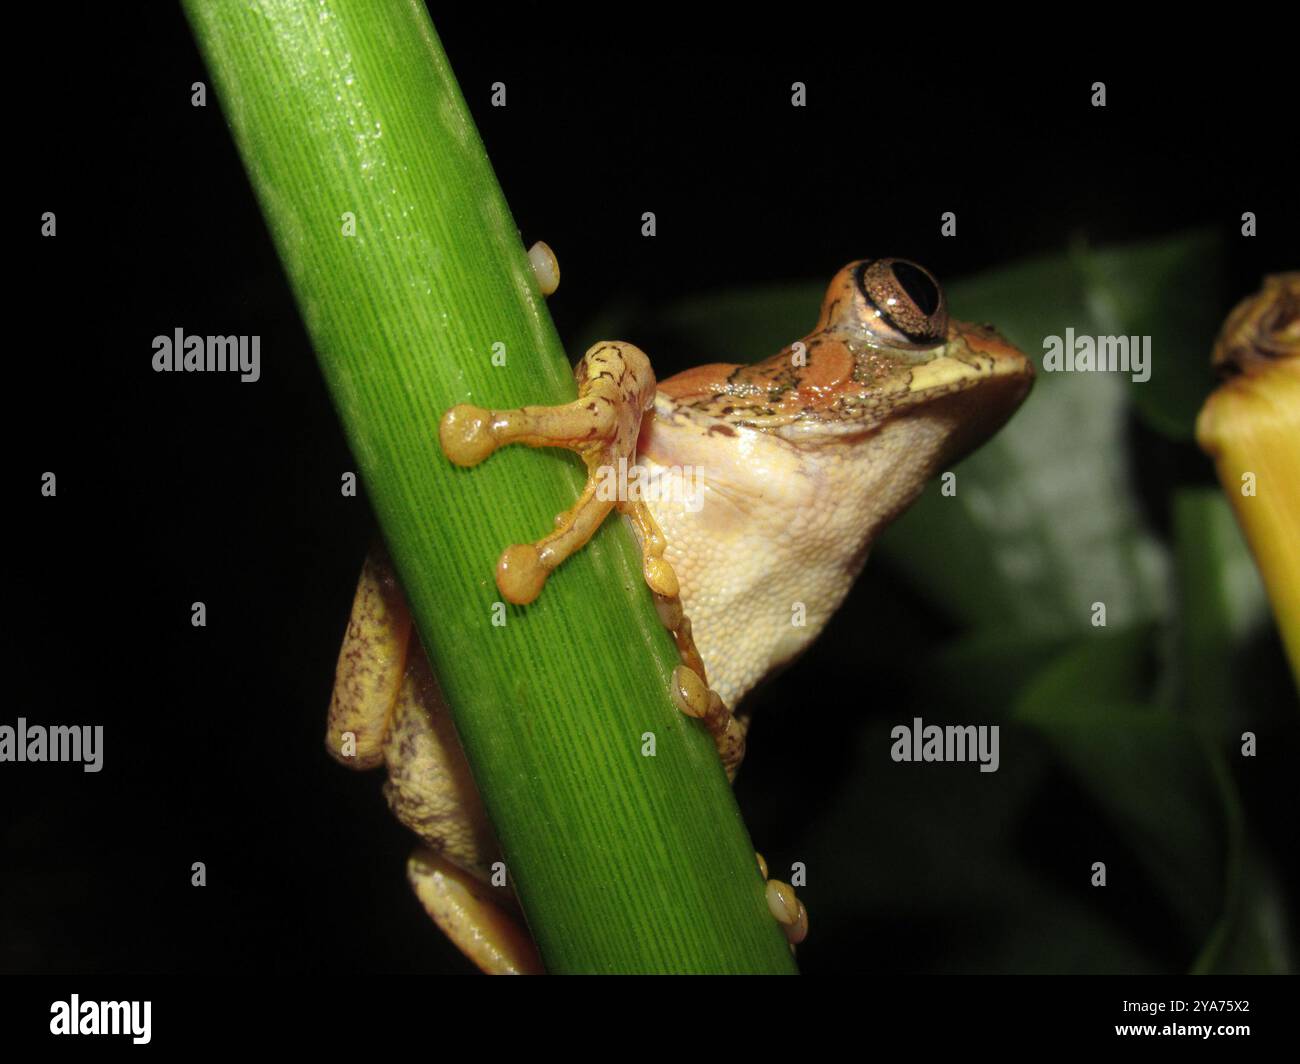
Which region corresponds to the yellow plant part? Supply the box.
[1196,273,1300,685]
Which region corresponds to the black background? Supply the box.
[7,7,1296,976]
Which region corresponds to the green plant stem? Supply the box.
[184,0,795,973]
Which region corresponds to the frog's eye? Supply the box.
[854,258,948,349]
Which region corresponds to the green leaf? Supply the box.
[1172,488,1289,973]
[1172,487,1271,735]
[1012,632,1227,948]
[799,717,1162,974]
[1069,232,1227,440]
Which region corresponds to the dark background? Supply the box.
[7,8,1295,974]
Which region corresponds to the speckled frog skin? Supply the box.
[327,252,1034,973]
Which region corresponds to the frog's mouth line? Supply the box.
[908,347,1035,395]
[769,350,1034,446]
[649,335,1034,452]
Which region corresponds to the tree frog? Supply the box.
[326,245,1034,973]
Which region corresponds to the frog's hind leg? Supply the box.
[387,647,546,967]
[326,545,412,770]
[327,548,543,974]
[384,650,544,974]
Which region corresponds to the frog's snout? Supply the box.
[949,320,1036,389]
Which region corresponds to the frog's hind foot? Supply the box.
[406,847,544,975]
[439,341,657,605]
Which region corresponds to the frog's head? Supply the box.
[802,257,1035,461]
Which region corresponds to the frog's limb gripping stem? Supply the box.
[440,341,655,605]
[623,500,749,775]
[621,498,682,611]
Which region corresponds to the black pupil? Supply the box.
[891,261,939,317]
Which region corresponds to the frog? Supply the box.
[326,243,1034,973]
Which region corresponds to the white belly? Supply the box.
[638,393,958,707]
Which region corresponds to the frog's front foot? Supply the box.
[440,340,657,604]
[437,341,749,778]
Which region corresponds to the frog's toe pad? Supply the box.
[440,404,499,466]
[496,543,551,605]
[669,665,711,719]
[765,878,809,946]
[642,556,679,598]
[669,665,746,779]
[528,240,560,296]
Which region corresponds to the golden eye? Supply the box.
[854,258,948,349]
